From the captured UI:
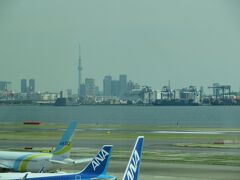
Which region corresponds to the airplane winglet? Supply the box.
[22,173,28,180]
[38,166,44,173]
[122,136,144,180]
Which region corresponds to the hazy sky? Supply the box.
[0,0,240,93]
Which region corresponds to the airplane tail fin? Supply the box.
[122,136,144,180]
[78,145,113,177]
[52,121,77,160]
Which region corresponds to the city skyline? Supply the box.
[1,0,240,92]
[2,75,240,95]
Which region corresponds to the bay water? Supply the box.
[0,105,239,128]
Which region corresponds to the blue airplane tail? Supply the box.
[78,145,113,177]
[52,121,77,160]
[122,136,144,180]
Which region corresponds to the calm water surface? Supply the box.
[0,105,239,128]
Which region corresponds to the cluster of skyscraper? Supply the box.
[21,79,35,93]
[78,74,139,99]
[103,75,127,97]
[103,75,140,98]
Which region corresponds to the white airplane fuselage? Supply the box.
[0,172,69,179]
[0,170,101,180]
[0,151,61,172]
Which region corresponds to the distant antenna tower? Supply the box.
[78,45,83,97]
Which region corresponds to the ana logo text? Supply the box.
[91,148,109,171]
[126,150,140,180]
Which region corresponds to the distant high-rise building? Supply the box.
[127,80,134,92]
[111,80,120,97]
[29,79,35,93]
[21,79,27,93]
[95,86,100,96]
[80,84,86,98]
[119,74,127,97]
[85,78,95,96]
[103,75,112,96]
